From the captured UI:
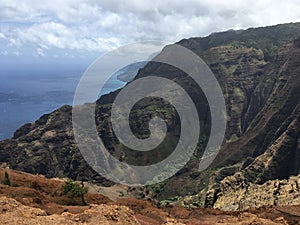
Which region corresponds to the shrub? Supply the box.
[61,180,88,205]
[3,171,11,186]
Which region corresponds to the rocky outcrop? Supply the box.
[214,174,300,211]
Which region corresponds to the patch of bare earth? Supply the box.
[0,168,299,224]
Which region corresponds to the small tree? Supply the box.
[61,180,88,205]
[3,171,11,186]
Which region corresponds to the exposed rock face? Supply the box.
[0,196,295,225]
[214,173,300,211]
[0,22,300,210]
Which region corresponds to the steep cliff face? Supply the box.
[214,38,300,168]
[0,23,300,209]
[175,38,300,209]
[201,45,267,138]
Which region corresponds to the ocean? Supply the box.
[0,71,125,140]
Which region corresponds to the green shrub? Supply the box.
[3,171,11,186]
[61,180,88,205]
[229,134,239,142]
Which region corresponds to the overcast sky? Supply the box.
[1,0,300,61]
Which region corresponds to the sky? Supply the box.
[0,0,300,68]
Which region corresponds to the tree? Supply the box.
[61,180,88,205]
[3,171,11,186]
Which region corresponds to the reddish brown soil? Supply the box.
[0,168,111,215]
[0,168,299,224]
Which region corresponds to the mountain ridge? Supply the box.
[0,22,300,211]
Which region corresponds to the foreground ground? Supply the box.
[0,168,299,225]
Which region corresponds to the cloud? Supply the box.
[0,33,6,39]
[37,48,45,56]
[0,0,300,56]
[4,21,122,54]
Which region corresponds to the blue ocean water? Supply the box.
[0,71,125,140]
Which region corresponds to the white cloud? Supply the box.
[36,48,45,56]
[0,0,300,56]
[0,33,6,39]
[15,21,122,52]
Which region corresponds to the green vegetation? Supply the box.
[160,195,183,207]
[186,22,300,60]
[3,171,11,186]
[61,180,88,205]
[149,181,166,196]
[228,134,239,142]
